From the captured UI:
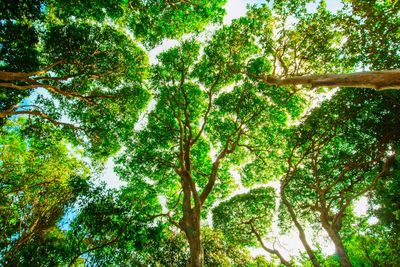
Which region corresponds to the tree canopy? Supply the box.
[1,0,399,266]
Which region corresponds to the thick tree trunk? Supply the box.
[324,226,352,267]
[187,229,203,267]
[181,209,203,267]
[258,70,400,90]
[180,171,204,267]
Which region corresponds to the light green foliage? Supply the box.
[284,89,399,222]
[270,1,352,77]
[1,0,400,265]
[117,21,279,217]
[1,0,228,158]
[0,119,89,265]
[39,22,150,157]
[248,255,278,267]
[213,187,276,246]
[147,227,253,266]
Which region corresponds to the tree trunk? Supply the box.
[257,70,400,90]
[180,172,204,267]
[181,209,203,267]
[187,229,203,267]
[324,226,352,267]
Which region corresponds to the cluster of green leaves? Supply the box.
[213,187,276,246]
[0,0,228,158]
[0,119,89,266]
[338,0,400,69]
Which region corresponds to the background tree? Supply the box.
[0,119,89,266]
[280,89,399,267]
[213,187,293,267]
[64,184,164,266]
[243,1,400,90]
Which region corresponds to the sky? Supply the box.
[98,0,367,260]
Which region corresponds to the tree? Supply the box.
[2,0,400,266]
[0,119,89,265]
[64,184,164,266]
[280,89,399,267]
[213,187,293,267]
[1,22,150,157]
[116,10,283,263]
[242,1,400,91]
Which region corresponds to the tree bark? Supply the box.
[256,70,400,90]
[323,226,352,267]
[186,227,203,267]
[179,170,204,267]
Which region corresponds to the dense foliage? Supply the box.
[1,0,399,266]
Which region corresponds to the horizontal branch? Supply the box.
[0,110,80,129]
[254,70,400,90]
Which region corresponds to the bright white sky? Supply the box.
[99,0,372,262]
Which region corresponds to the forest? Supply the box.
[0,0,399,266]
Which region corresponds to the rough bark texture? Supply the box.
[258,70,400,90]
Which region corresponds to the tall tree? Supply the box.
[116,10,276,263]
[1,22,150,157]
[280,89,399,267]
